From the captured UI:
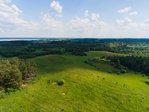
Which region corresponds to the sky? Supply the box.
[0,0,149,38]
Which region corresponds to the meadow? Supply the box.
[0,51,149,112]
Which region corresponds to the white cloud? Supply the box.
[129,11,138,16]
[66,11,106,37]
[91,13,100,21]
[84,10,89,17]
[118,7,131,14]
[144,19,149,24]
[1,0,149,38]
[38,10,106,37]
[0,0,39,36]
[50,0,63,14]
[40,13,66,36]
[116,17,132,25]
[118,7,138,17]
[0,0,26,31]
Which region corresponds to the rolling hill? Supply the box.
[0,51,149,112]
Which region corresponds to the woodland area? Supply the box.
[0,58,36,92]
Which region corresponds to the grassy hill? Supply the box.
[0,52,149,112]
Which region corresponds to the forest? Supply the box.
[107,56,149,75]
[1,39,149,58]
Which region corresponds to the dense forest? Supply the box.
[0,40,112,58]
[107,56,149,76]
[1,39,149,58]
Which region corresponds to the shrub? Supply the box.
[0,61,22,90]
[47,80,51,84]
[120,69,127,74]
[5,88,16,93]
[0,89,5,99]
[115,69,127,74]
[145,81,149,85]
[56,80,64,86]
[61,109,64,112]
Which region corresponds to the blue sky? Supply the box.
[0,0,149,38]
[12,0,149,21]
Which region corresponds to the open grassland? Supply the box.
[87,51,127,58]
[0,52,149,112]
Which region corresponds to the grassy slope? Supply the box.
[0,51,149,112]
[87,51,127,57]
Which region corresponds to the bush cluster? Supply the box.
[0,58,36,92]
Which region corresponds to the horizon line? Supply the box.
[0,37,149,39]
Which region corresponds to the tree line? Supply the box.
[0,40,115,58]
[107,56,149,76]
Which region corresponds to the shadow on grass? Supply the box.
[31,55,94,74]
[145,81,149,85]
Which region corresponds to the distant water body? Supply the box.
[0,38,40,41]
[0,38,69,41]
[1,38,149,42]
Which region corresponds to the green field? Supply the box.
[0,51,149,112]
